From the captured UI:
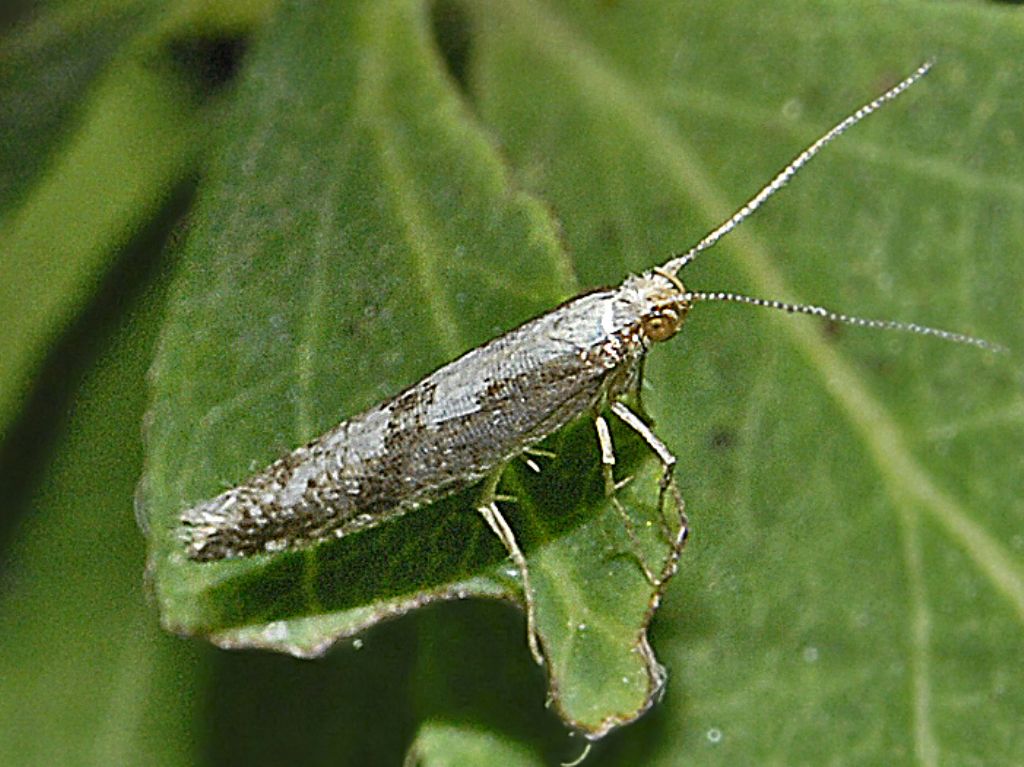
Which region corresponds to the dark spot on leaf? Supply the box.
[822,317,843,342]
[429,0,474,98]
[708,428,736,451]
[597,219,621,248]
[165,34,248,99]
[652,200,679,223]
[868,355,898,378]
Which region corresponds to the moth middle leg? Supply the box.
[595,413,661,587]
[476,469,544,666]
[595,402,689,588]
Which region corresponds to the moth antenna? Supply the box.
[685,290,1007,354]
[661,60,934,275]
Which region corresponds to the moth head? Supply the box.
[639,268,691,343]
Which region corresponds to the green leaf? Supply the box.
[0,213,199,766]
[405,721,544,767]
[0,0,152,215]
[141,0,1024,760]
[0,0,274,435]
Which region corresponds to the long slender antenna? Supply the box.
[685,290,1007,353]
[661,60,934,275]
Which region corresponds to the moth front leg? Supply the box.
[609,400,689,588]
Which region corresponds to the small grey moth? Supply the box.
[180,60,1003,667]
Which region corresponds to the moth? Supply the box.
[180,61,1002,665]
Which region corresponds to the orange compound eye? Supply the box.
[641,309,681,342]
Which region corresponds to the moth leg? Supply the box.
[521,446,556,474]
[521,456,543,473]
[594,413,660,586]
[631,354,654,422]
[610,400,689,585]
[476,472,544,666]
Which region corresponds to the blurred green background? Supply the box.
[2,1,1022,765]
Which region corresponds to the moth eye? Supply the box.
[642,309,680,342]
